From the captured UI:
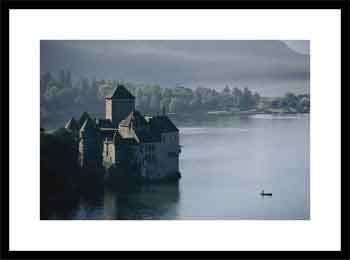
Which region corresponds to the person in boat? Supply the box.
[261,190,272,196]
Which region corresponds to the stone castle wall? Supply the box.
[135,132,180,180]
[79,131,103,169]
[103,141,116,164]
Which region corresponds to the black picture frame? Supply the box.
[1,0,349,259]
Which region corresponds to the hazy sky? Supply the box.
[41,40,309,97]
[283,41,309,55]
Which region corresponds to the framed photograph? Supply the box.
[1,0,349,258]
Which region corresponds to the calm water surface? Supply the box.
[47,114,310,220]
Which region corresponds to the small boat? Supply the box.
[260,190,272,196]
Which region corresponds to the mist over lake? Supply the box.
[41,40,310,97]
[42,114,309,220]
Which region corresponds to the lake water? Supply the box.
[46,114,310,220]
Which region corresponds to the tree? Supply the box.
[81,77,90,90]
[41,128,79,190]
[40,69,310,130]
[161,105,166,115]
[173,86,193,105]
[160,98,171,114]
[97,82,114,100]
[162,88,173,99]
[135,88,144,111]
[59,69,66,87]
[240,87,254,110]
[140,95,151,114]
[220,85,233,110]
[189,96,202,111]
[169,97,184,113]
[232,87,242,108]
[222,85,231,95]
[253,92,261,107]
[44,85,60,101]
[285,92,298,109]
[149,92,161,114]
[65,70,72,88]
[41,72,54,92]
[298,96,310,113]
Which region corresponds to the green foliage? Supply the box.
[103,160,114,169]
[40,128,79,200]
[41,69,310,128]
[268,92,310,113]
[41,128,78,171]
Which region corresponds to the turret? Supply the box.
[65,117,79,137]
[78,112,91,129]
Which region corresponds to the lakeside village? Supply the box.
[41,85,181,196]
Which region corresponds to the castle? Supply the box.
[65,84,181,181]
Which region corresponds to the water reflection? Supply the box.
[41,194,80,220]
[107,183,180,220]
[42,182,180,220]
[42,115,309,220]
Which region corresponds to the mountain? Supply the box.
[40,40,309,97]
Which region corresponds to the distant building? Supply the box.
[65,84,181,181]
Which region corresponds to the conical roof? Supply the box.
[106,84,135,100]
[80,117,97,133]
[78,112,91,128]
[65,117,79,131]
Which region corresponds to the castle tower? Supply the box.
[105,84,135,128]
[79,117,103,169]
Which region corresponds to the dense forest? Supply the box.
[41,70,310,128]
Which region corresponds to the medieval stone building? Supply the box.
[65,84,181,181]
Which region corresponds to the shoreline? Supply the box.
[42,111,309,131]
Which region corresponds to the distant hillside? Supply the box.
[40,40,309,97]
[40,71,309,129]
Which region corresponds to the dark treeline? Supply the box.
[40,127,106,219]
[41,70,310,128]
